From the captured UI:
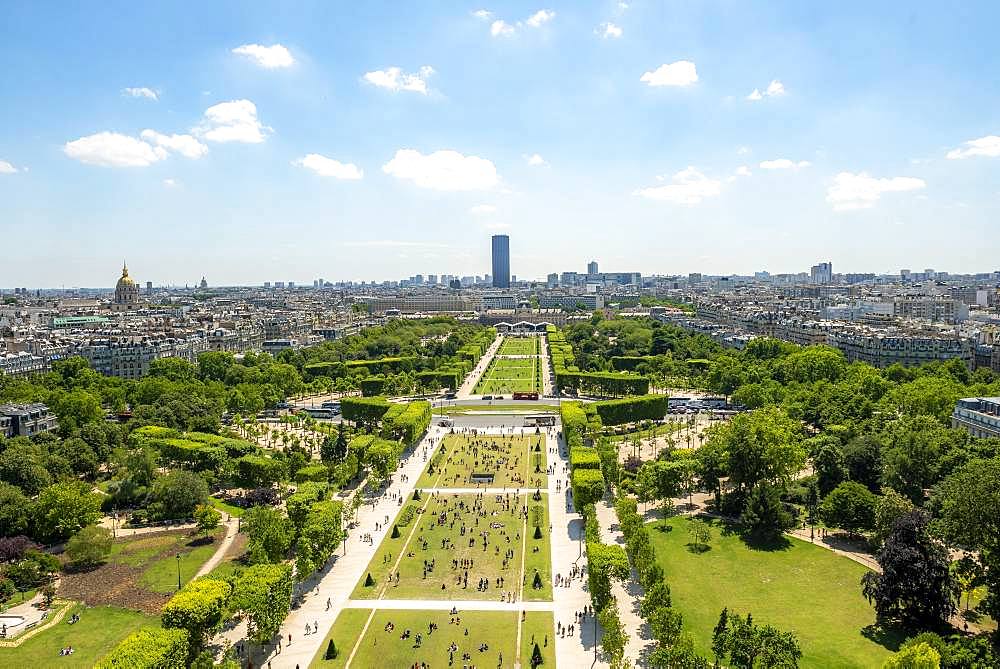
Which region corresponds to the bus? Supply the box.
[524,415,556,427]
[512,391,539,400]
[302,407,338,419]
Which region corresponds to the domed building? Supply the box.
[112,262,140,312]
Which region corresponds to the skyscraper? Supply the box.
[491,235,510,288]
[587,260,599,275]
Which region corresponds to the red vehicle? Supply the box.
[512,391,539,400]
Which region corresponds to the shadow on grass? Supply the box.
[685,543,711,554]
[739,532,792,552]
[860,622,908,652]
[186,535,215,548]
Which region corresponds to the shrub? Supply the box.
[65,525,113,569]
[162,578,232,653]
[95,627,189,669]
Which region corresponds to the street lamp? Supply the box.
[176,553,182,591]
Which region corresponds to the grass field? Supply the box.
[498,337,540,356]
[475,358,541,395]
[416,434,547,489]
[137,534,221,593]
[649,516,900,668]
[352,492,552,602]
[0,604,154,668]
[310,609,555,669]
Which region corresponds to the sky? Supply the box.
[1,1,999,288]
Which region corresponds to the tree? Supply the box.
[862,510,957,629]
[873,487,914,547]
[714,610,802,669]
[33,481,102,543]
[0,482,32,537]
[95,628,189,669]
[709,407,805,502]
[712,608,729,665]
[193,504,221,537]
[740,483,791,544]
[149,470,209,520]
[65,525,113,569]
[230,563,293,645]
[881,416,952,504]
[812,439,847,496]
[650,606,684,646]
[819,482,877,537]
[687,518,711,551]
[649,632,710,669]
[932,457,1000,621]
[881,642,941,669]
[162,578,232,656]
[243,505,293,564]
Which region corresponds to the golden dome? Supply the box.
[116,263,136,288]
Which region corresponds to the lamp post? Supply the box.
[176,553,182,591]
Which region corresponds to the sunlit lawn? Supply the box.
[648,516,902,668]
[0,604,154,668]
[310,609,554,668]
[417,434,547,489]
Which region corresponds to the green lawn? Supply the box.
[310,609,555,669]
[475,357,541,395]
[416,434,547,490]
[352,492,552,601]
[207,495,245,518]
[138,534,221,593]
[497,337,540,356]
[0,604,154,668]
[649,516,901,668]
[438,403,556,415]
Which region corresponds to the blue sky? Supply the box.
[1,1,998,287]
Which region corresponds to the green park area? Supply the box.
[417,434,547,490]
[310,608,555,669]
[649,516,898,668]
[352,492,552,602]
[0,604,154,668]
[498,337,540,356]
[475,358,541,395]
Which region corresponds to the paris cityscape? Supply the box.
[1,2,1000,668]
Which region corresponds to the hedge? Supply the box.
[129,425,181,444]
[360,376,386,397]
[236,455,288,487]
[610,356,656,371]
[231,563,294,644]
[572,468,606,507]
[342,396,391,429]
[95,627,189,669]
[161,578,232,651]
[381,401,432,444]
[593,394,669,425]
[294,463,329,483]
[416,369,462,391]
[570,447,601,470]
[286,481,330,531]
[344,356,419,374]
[547,326,650,397]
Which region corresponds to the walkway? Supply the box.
[546,429,608,669]
[595,499,654,667]
[194,516,240,579]
[214,426,448,668]
[456,335,505,399]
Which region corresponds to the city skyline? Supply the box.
[2,1,1000,286]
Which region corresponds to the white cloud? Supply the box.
[747,79,785,101]
[63,132,167,167]
[0,160,17,174]
[232,43,295,69]
[383,149,499,191]
[524,153,547,166]
[946,135,1000,159]
[483,221,510,230]
[363,66,434,94]
[634,167,721,205]
[826,172,926,211]
[140,130,208,159]
[163,178,178,187]
[759,159,811,170]
[735,166,752,177]
[294,153,363,180]
[469,204,497,215]
[343,240,452,249]
[640,61,698,87]
[195,100,269,143]
[489,9,554,37]
[597,22,623,38]
[525,9,555,27]
[472,9,492,19]
[737,146,751,155]
[122,87,158,101]
[618,1,629,9]
[491,19,515,37]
